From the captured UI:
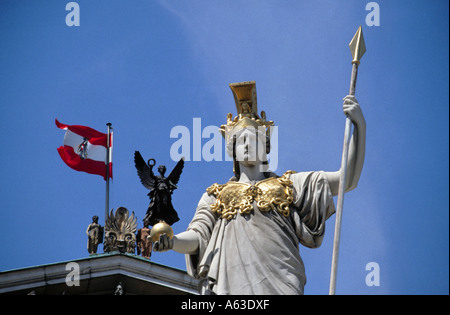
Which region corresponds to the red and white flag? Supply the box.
[56,119,112,180]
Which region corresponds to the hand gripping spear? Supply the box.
[329,26,366,295]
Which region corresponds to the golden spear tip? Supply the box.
[349,25,366,65]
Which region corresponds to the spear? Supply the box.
[329,26,366,295]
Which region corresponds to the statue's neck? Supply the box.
[238,164,266,184]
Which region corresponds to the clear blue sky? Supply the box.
[0,0,448,295]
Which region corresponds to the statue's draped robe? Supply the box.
[144,177,180,226]
[185,171,335,295]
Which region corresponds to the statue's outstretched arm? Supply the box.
[153,230,199,254]
[325,95,366,196]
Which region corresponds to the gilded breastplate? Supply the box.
[206,171,296,220]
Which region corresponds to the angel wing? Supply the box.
[167,157,185,187]
[134,151,155,191]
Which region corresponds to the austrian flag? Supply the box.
[56,119,112,180]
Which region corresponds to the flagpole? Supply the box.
[105,122,112,225]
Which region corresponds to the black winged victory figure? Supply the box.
[134,151,184,226]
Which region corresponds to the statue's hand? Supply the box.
[343,95,365,126]
[153,234,173,252]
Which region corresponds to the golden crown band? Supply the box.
[219,116,274,142]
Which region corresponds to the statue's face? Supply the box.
[158,166,166,175]
[235,129,263,167]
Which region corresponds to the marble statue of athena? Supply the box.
[154,81,366,295]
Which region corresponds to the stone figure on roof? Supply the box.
[86,215,103,254]
[137,222,153,259]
